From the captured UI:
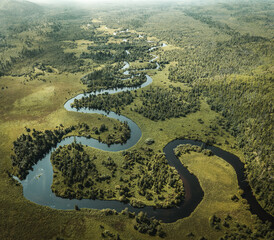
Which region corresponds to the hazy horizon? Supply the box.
[27,0,206,6]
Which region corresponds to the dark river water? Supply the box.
[14,41,273,224]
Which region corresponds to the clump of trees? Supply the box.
[51,143,97,188]
[134,211,166,237]
[80,50,114,62]
[11,125,75,179]
[102,156,117,173]
[209,214,221,230]
[72,91,135,114]
[11,120,131,180]
[74,122,131,145]
[128,62,157,71]
[174,144,213,157]
[50,145,184,208]
[133,87,200,121]
[51,143,113,200]
[210,214,273,239]
[51,144,119,200]
[122,148,184,208]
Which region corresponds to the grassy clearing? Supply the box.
[164,152,254,240]
[63,40,94,58]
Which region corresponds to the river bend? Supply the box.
[15,40,274,224]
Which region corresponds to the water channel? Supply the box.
[15,39,273,224]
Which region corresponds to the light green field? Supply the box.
[165,152,252,240]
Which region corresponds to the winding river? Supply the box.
[15,40,273,224]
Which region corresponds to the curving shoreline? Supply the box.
[15,41,274,225]
[164,139,274,224]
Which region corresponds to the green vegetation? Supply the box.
[174,144,213,157]
[70,122,131,145]
[200,73,274,214]
[11,121,130,180]
[212,214,273,240]
[11,125,74,179]
[0,0,273,239]
[134,211,165,237]
[171,150,272,240]
[133,86,200,121]
[73,84,201,121]
[110,0,273,215]
[51,143,184,208]
[81,65,147,92]
[51,143,98,199]
[72,91,135,114]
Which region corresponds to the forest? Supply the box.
[133,86,201,121]
[72,86,201,121]
[11,125,74,179]
[0,0,273,239]
[51,143,184,208]
[72,91,135,114]
[11,121,131,179]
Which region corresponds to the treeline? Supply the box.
[0,59,12,76]
[20,46,44,58]
[167,38,271,84]
[184,10,239,36]
[128,62,157,71]
[133,87,200,121]
[80,50,114,62]
[11,125,75,179]
[174,144,213,157]
[198,73,274,215]
[81,49,128,64]
[71,91,135,114]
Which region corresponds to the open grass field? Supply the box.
[165,152,253,240]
